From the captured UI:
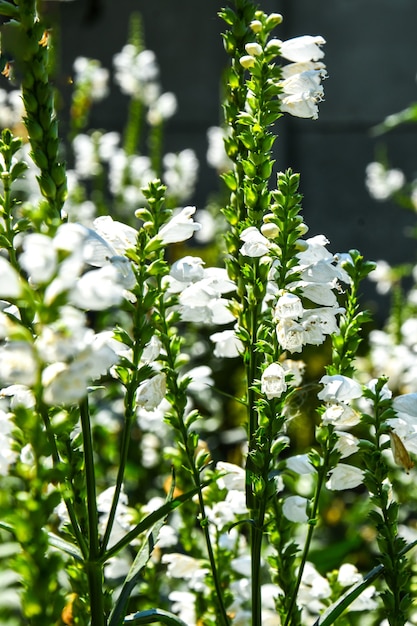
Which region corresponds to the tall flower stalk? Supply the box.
[1,0,67,220]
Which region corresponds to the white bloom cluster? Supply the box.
[113,45,177,125]
[0,88,24,130]
[73,56,110,101]
[240,34,327,120]
[317,374,364,490]
[365,161,405,201]
[0,217,138,405]
[271,235,349,353]
[70,131,199,210]
[165,256,235,325]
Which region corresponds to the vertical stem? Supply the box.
[79,396,105,626]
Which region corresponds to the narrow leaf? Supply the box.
[123,608,188,626]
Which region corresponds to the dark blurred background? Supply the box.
[45,0,417,321]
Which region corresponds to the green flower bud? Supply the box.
[240,54,256,69]
[245,42,263,56]
[38,173,56,199]
[26,119,44,142]
[250,20,263,33]
[51,162,67,187]
[31,147,49,171]
[266,13,283,27]
[261,222,279,239]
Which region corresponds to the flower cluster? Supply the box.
[240,31,327,120]
[113,45,177,126]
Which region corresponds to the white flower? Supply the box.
[365,161,405,201]
[334,431,360,458]
[326,463,364,490]
[170,256,205,284]
[163,149,199,203]
[286,454,315,475]
[206,125,233,172]
[282,495,309,523]
[19,233,58,284]
[216,461,245,491]
[92,215,138,256]
[318,375,362,403]
[73,56,109,101]
[136,373,166,410]
[276,318,304,353]
[261,362,287,399]
[69,265,129,310]
[240,226,270,257]
[0,342,38,387]
[0,256,23,298]
[274,292,303,320]
[279,35,326,63]
[210,329,243,358]
[162,553,208,585]
[157,206,201,244]
[147,91,177,125]
[322,402,361,428]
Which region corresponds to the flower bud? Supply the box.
[261,222,279,239]
[266,13,283,27]
[239,55,256,69]
[249,20,263,33]
[245,42,263,56]
[294,239,309,251]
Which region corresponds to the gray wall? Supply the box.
[49,0,417,317]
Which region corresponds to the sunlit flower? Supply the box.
[318,375,362,403]
[261,362,287,399]
[274,292,303,320]
[240,226,270,257]
[157,206,201,244]
[279,35,326,63]
[136,373,166,411]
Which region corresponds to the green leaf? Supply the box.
[0,521,83,563]
[123,608,188,626]
[102,480,214,562]
[312,539,417,626]
[108,517,167,626]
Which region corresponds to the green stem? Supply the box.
[100,411,134,555]
[155,278,230,626]
[79,396,105,626]
[283,459,328,626]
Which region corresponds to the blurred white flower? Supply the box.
[326,463,364,490]
[163,149,199,203]
[19,233,58,284]
[206,125,233,172]
[365,162,405,201]
[210,329,243,358]
[282,495,309,523]
[73,56,109,101]
[0,342,38,387]
[0,256,23,298]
